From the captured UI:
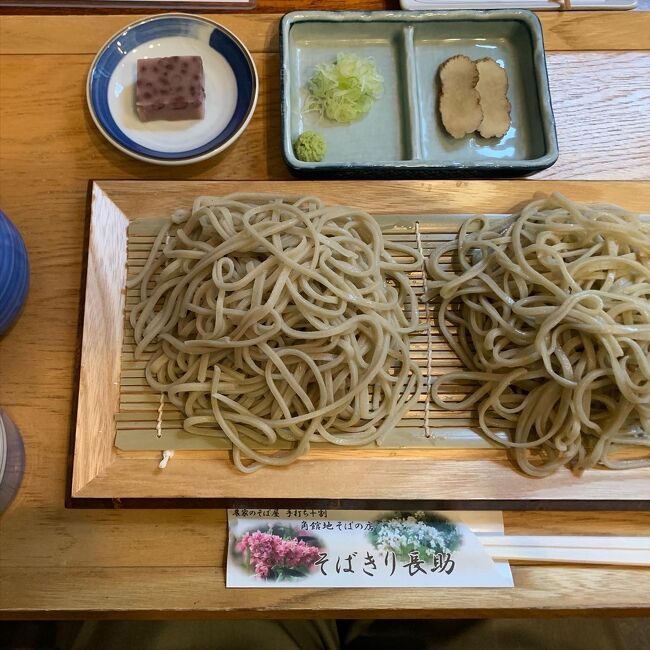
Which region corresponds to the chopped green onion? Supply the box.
[304,53,384,124]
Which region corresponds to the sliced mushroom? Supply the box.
[475,58,511,139]
[438,55,483,139]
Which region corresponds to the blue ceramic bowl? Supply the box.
[0,211,29,335]
[87,13,259,165]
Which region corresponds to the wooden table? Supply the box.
[1,6,649,617]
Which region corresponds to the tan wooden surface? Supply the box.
[1,11,650,617]
[2,12,649,53]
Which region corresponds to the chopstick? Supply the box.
[480,536,650,550]
[479,535,650,566]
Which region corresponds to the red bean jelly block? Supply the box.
[136,56,206,122]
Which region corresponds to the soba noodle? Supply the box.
[426,193,650,476]
[127,194,423,472]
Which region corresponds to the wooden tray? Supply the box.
[69,180,650,508]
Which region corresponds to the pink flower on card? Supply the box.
[255,563,270,579]
[236,529,322,580]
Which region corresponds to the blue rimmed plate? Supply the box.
[87,14,258,165]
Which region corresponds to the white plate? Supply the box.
[87,14,259,165]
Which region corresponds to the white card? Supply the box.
[227,509,513,588]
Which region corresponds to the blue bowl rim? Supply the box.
[86,12,259,166]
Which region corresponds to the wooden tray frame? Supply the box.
[68,180,650,509]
